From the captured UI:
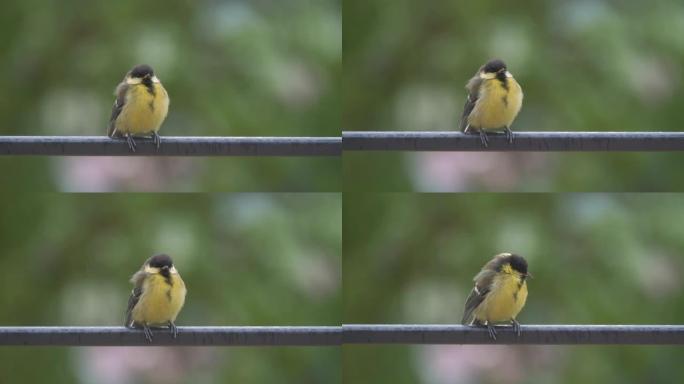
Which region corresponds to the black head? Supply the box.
[502,253,528,275]
[482,59,507,74]
[147,254,173,269]
[129,64,155,79]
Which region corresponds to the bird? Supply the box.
[125,254,186,342]
[107,64,169,152]
[459,59,523,147]
[461,253,531,340]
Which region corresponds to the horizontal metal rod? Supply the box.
[0,326,341,346]
[342,131,684,151]
[3,325,683,346]
[343,324,684,345]
[0,136,341,156]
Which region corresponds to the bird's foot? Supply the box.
[504,126,514,144]
[151,132,161,150]
[125,134,137,152]
[479,130,489,148]
[143,323,153,343]
[487,324,497,340]
[169,321,178,339]
[511,319,521,337]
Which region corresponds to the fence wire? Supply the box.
[343,324,684,345]
[0,136,341,156]
[342,131,684,151]
[0,326,341,346]
[2,325,683,345]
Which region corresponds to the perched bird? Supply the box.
[125,254,186,342]
[461,253,531,340]
[459,59,523,147]
[108,64,169,152]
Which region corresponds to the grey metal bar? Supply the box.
[0,136,341,156]
[4,325,682,346]
[342,131,684,151]
[343,324,684,345]
[0,326,341,346]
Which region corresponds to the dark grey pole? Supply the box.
[0,136,341,156]
[0,326,341,346]
[342,131,684,151]
[343,324,684,345]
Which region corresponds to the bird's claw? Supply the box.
[169,321,178,339]
[512,319,521,337]
[151,132,161,150]
[125,134,137,152]
[504,126,514,144]
[143,323,153,343]
[479,130,489,148]
[487,324,497,340]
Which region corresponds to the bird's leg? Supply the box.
[125,134,137,152]
[511,318,521,337]
[143,323,153,343]
[486,322,497,340]
[479,130,489,148]
[504,126,513,144]
[169,321,178,339]
[151,131,161,150]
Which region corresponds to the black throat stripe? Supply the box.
[496,72,509,91]
[513,280,523,301]
[142,78,155,96]
[160,269,173,286]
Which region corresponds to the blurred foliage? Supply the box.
[0,193,341,383]
[343,0,684,191]
[343,193,684,383]
[0,0,341,192]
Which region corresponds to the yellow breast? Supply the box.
[473,273,527,324]
[131,273,186,326]
[114,83,169,135]
[468,77,523,131]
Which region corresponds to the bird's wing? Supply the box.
[459,76,482,132]
[107,82,128,137]
[124,270,145,327]
[461,269,495,324]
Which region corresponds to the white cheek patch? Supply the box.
[170,266,178,274]
[152,76,160,83]
[144,265,158,274]
[126,77,142,85]
[505,71,513,78]
[479,72,496,80]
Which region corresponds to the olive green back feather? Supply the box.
[461,268,496,324]
[108,82,128,137]
[459,75,483,131]
[124,270,146,327]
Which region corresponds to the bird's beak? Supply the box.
[525,272,533,279]
[497,68,506,74]
[162,265,170,270]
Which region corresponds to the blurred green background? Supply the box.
[0,193,341,383]
[343,0,684,191]
[343,193,684,383]
[0,0,341,192]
